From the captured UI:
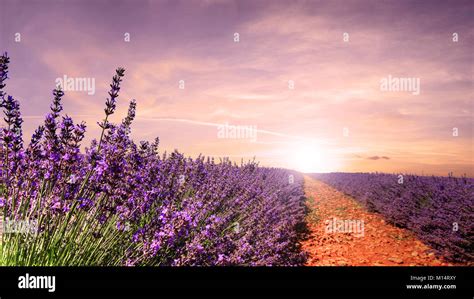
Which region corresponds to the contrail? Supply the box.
[136,116,331,144]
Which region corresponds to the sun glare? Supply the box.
[289,145,340,173]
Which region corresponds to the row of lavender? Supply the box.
[0,53,306,266]
[313,172,473,263]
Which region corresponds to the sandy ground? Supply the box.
[301,176,454,266]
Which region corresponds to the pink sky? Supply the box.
[1,0,473,176]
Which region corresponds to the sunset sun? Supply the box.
[289,145,340,173]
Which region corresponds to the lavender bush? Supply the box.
[0,53,307,266]
[314,172,474,263]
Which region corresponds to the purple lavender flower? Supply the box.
[0,55,310,266]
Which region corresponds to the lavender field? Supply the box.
[1,1,473,297]
[0,54,307,266]
[0,51,472,267]
[313,173,473,263]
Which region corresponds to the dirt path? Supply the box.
[302,176,453,266]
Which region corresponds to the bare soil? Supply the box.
[302,176,455,266]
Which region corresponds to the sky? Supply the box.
[1,0,473,176]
